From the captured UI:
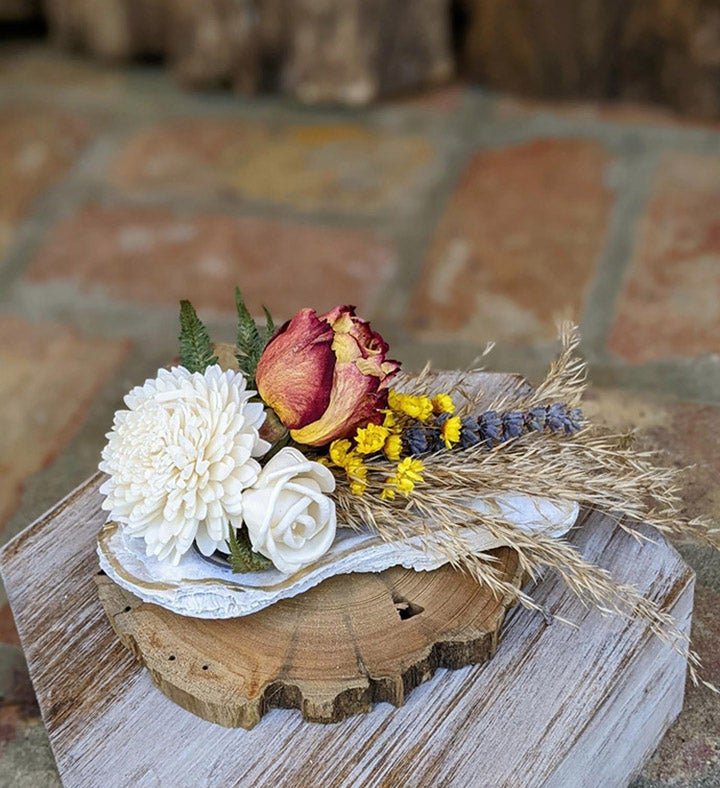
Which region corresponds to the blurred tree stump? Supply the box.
[39,0,720,117]
[459,0,720,119]
[44,0,168,61]
[0,0,40,21]
[278,0,453,105]
[458,0,627,99]
[620,0,720,119]
[44,0,454,105]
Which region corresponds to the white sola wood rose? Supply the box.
[243,447,337,574]
[99,365,270,565]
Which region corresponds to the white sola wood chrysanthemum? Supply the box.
[99,365,270,565]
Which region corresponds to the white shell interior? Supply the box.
[97,494,579,619]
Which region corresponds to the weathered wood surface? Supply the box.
[25,0,720,116]
[0,379,693,786]
[96,547,521,728]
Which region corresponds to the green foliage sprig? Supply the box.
[228,526,272,573]
[176,290,277,574]
[178,300,218,373]
[234,287,275,385]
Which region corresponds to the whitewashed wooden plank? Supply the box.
[0,453,693,786]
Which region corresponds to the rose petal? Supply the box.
[289,361,385,446]
[256,308,335,430]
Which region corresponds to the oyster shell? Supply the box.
[97,494,578,619]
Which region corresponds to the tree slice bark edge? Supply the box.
[96,547,522,729]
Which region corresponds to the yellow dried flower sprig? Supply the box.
[325,387,456,499]
[440,415,462,449]
[380,457,425,500]
[388,390,434,421]
[354,423,390,455]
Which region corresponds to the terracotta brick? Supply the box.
[0,107,90,259]
[26,206,397,315]
[109,119,433,213]
[408,139,615,343]
[645,401,720,527]
[0,647,40,741]
[0,316,128,531]
[585,389,720,524]
[608,152,720,363]
[0,605,20,648]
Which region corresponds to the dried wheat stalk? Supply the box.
[331,324,719,689]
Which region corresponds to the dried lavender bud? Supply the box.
[546,403,567,432]
[405,427,430,456]
[472,403,583,448]
[502,411,524,439]
[402,403,583,458]
[478,410,503,445]
[425,429,445,454]
[460,416,480,449]
[568,407,583,431]
[462,415,479,431]
[526,406,547,432]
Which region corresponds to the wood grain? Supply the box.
[96,548,521,728]
[0,371,694,787]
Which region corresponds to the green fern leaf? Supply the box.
[262,305,276,343]
[234,287,262,380]
[228,526,272,573]
[178,300,217,373]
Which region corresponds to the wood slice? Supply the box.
[94,368,528,728]
[96,548,522,728]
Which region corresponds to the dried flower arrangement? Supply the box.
[98,289,719,688]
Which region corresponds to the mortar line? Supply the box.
[579,147,659,358]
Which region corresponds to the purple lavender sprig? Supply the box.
[403,403,583,457]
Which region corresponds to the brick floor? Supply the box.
[0,604,20,648]
[640,585,720,783]
[584,388,720,785]
[109,119,434,213]
[0,316,128,533]
[0,646,41,746]
[408,139,615,343]
[0,106,91,259]
[607,152,720,363]
[25,206,397,316]
[584,390,720,526]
